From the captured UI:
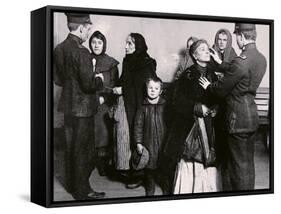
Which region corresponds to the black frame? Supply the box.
[31,5,274,208]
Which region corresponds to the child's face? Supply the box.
[146,80,162,100]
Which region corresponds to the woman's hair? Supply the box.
[89,30,107,54]
[186,36,199,49]
[129,33,148,56]
[145,76,163,90]
[189,39,209,62]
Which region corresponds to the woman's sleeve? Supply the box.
[103,66,119,104]
[134,107,145,145]
[173,77,195,119]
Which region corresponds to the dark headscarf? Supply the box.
[123,33,153,71]
[129,33,148,57]
[89,30,107,55]
[88,31,119,74]
[213,28,237,63]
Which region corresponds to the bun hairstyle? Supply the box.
[186,36,199,49]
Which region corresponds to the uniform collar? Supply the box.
[243,43,256,51]
[68,33,83,44]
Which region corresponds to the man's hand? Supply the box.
[136,143,144,155]
[113,87,122,95]
[95,73,104,82]
[209,48,222,65]
[199,77,211,90]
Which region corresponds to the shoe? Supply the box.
[125,180,142,189]
[87,191,106,199]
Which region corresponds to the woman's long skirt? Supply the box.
[173,159,220,194]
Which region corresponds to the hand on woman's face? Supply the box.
[91,37,104,55]
[194,43,211,62]
[125,35,136,55]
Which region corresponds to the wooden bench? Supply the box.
[255,87,270,148]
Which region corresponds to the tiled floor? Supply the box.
[53,129,270,202]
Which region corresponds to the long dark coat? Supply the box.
[118,53,157,145]
[91,53,119,149]
[134,98,167,169]
[163,64,218,167]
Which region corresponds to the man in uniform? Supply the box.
[53,13,105,200]
[199,23,267,191]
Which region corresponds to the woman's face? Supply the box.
[193,43,210,62]
[125,35,136,55]
[217,33,228,51]
[91,37,104,55]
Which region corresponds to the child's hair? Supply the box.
[145,76,163,90]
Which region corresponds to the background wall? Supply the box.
[54,13,270,86]
[0,0,279,214]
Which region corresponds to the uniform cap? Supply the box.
[233,23,256,34]
[65,13,92,24]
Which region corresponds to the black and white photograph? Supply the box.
[3,0,281,212]
[50,8,272,204]
[30,4,274,208]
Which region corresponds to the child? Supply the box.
[134,76,167,196]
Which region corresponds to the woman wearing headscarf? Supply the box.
[212,28,237,168]
[112,33,157,188]
[213,28,237,63]
[89,31,119,176]
[163,39,220,194]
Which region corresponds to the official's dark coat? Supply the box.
[54,34,103,117]
[53,33,103,199]
[207,42,267,191]
[207,43,267,134]
[134,98,167,169]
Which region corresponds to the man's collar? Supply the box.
[68,33,83,44]
[243,42,256,51]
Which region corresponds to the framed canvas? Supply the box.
[31,5,274,207]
